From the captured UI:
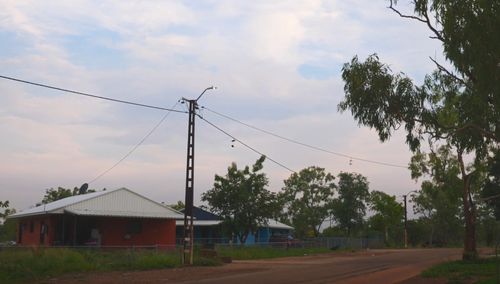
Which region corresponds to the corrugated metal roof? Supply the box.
[10,188,183,219]
[175,218,293,230]
[266,219,293,230]
[176,220,222,226]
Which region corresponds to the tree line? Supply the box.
[201,152,499,248]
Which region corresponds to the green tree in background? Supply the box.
[0,201,16,242]
[481,151,500,219]
[201,156,278,244]
[42,184,96,204]
[331,172,370,236]
[168,200,185,211]
[0,201,14,222]
[368,191,404,245]
[410,145,465,246]
[338,0,499,260]
[279,166,336,237]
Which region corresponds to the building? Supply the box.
[9,188,183,248]
[175,206,224,244]
[176,206,293,245]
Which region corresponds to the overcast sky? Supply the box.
[0,1,444,213]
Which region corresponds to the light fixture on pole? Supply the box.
[182,86,215,265]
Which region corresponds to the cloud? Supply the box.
[0,0,439,211]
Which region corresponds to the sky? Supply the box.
[0,0,445,214]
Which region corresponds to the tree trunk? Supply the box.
[462,177,477,260]
[384,226,389,245]
[239,231,248,245]
[458,150,478,260]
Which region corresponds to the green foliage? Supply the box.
[482,150,500,219]
[169,200,185,211]
[201,156,278,244]
[279,166,336,237]
[321,226,349,237]
[422,258,497,283]
[339,54,419,148]
[0,200,13,220]
[0,248,217,283]
[368,191,403,245]
[216,246,331,260]
[42,186,96,204]
[405,219,431,247]
[0,201,16,242]
[0,219,17,242]
[410,146,464,245]
[331,172,370,236]
[338,0,499,258]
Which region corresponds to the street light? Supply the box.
[181,86,216,265]
[403,190,418,248]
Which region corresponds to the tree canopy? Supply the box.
[42,184,96,204]
[168,200,185,211]
[279,166,336,237]
[338,0,499,260]
[0,200,16,242]
[331,172,370,236]
[201,156,278,244]
[369,191,404,245]
[410,146,464,245]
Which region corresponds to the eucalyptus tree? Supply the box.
[338,0,499,259]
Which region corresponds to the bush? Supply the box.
[0,247,217,283]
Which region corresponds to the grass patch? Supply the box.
[0,247,220,283]
[422,257,499,284]
[216,246,332,260]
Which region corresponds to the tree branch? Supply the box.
[388,1,426,23]
[429,57,467,85]
[388,0,443,42]
[454,123,499,142]
[422,8,444,42]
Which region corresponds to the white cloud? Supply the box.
[0,0,441,211]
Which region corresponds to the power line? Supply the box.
[89,100,181,184]
[201,106,408,169]
[197,115,296,173]
[0,75,186,113]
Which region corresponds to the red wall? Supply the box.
[16,215,56,246]
[99,217,176,247]
[16,215,176,248]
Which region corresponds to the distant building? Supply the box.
[9,188,183,248]
[176,206,293,245]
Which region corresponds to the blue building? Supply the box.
[175,206,293,245]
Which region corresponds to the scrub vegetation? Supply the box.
[423,257,498,284]
[0,247,219,283]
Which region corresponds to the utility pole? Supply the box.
[403,190,417,249]
[403,194,408,249]
[182,86,214,265]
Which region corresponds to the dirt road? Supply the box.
[45,248,462,284]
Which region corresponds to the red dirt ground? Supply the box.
[37,248,487,284]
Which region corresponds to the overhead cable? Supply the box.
[197,114,296,173]
[89,100,181,184]
[201,106,407,169]
[0,75,186,113]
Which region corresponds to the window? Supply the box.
[30,221,34,233]
[126,220,142,234]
